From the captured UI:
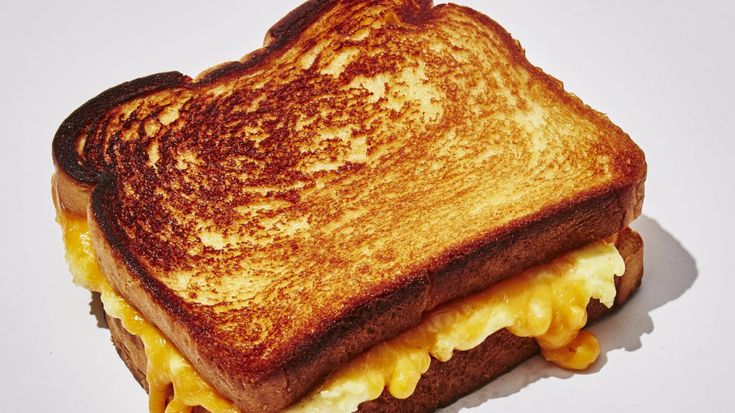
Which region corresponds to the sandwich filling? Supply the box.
[58,208,624,413]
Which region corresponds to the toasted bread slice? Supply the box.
[108,228,644,412]
[53,0,645,410]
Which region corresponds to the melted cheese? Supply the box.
[58,210,623,413]
[289,240,624,412]
[58,211,238,413]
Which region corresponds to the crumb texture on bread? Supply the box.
[53,0,645,410]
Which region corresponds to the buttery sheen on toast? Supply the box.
[52,0,646,411]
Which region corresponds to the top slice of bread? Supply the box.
[52,0,646,411]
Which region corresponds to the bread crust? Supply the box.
[53,0,646,410]
[108,229,643,412]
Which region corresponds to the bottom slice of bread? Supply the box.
[108,228,643,413]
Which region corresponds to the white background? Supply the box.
[1,1,733,411]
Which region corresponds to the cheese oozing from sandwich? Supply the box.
[59,209,240,413]
[58,209,623,413]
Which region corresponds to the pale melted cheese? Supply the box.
[58,210,623,413]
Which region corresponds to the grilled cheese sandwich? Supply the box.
[51,0,646,411]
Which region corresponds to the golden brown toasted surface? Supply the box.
[53,0,645,410]
[107,229,644,413]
